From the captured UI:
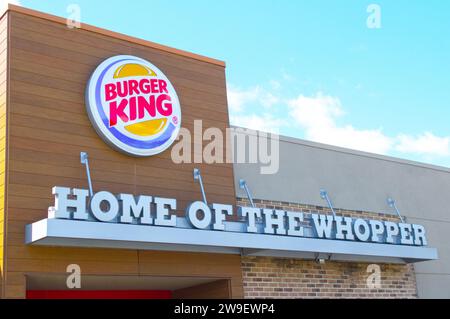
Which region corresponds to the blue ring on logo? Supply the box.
[94,58,176,150]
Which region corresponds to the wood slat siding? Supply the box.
[7,4,225,67]
[2,8,243,299]
[0,12,7,299]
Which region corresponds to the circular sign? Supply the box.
[86,55,181,156]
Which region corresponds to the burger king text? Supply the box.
[105,79,173,127]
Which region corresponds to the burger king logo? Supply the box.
[86,55,181,156]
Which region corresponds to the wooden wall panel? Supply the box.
[2,8,243,299]
[0,12,7,299]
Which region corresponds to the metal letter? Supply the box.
[262,209,287,235]
[51,186,89,220]
[239,207,261,233]
[119,194,153,225]
[186,201,212,229]
[312,214,334,239]
[90,191,119,222]
[399,223,414,245]
[369,220,385,243]
[154,197,177,227]
[412,224,428,246]
[354,219,370,242]
[212,203,233,231]
[286,211,304,237]
[335,216,355,240]
[385,221,399,244]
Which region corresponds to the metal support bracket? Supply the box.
[239,179,255,208]
[80,152,94,198]
[193,168,207,205]
[387,197,405,223]
[320,189,336,217]
[314,252,332,264]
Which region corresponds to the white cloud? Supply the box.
[230,113,286,135]
[227,85,284,134]
[1,0,20,12]
[288,93,393,154]
[288,92,450,158]
[261,92,279,108]
[228,83,450,161]
[227,86,260,113]
[227,86,279,113]
[288,93,343,128]
[396,132,450,157]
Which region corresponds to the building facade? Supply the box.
[0,5,447,299]
[233,133,449,298]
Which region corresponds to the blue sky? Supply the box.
[7,0,450,167]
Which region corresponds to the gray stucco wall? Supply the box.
[232,129,450,298]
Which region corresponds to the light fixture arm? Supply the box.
[193,168,208,205]
[387,197,405,223]
[320,189,336,218]
[80,152,94,198]
[239,179,255,208]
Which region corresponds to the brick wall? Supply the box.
[236,198,418,299]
